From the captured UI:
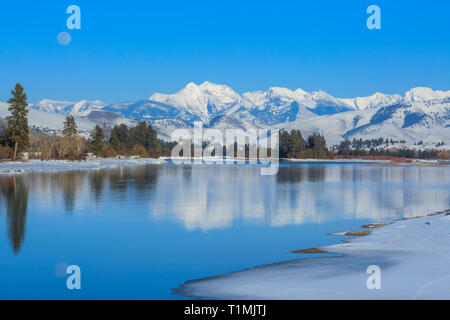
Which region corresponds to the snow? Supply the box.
[0,102,97,136]
[149,81,241,119]
[0,158,163,174]
[1,82,449,146]
[339,92,403,110]
[176,212,450,299]
[404,87,444,102]
[32,99,106,116]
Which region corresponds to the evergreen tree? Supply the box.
[89,125,105,156]
[279,131,291,158]
[62,116,78,141]
[109,124,130,153]
[289,129,307,155]
[307,133,327,158]
[129,122,162,157]
[146,124,161,157]
[5,84,29,160]
[130,122,148,147]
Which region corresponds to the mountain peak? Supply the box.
[33,99,105,116]
[404,87,441,101]
[267,87,295,97]
[294,88,309,97]
[310,90,336,102]
[149,81,241,118]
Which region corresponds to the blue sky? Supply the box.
[0,0,449,103]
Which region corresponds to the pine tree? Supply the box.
[289,129,307,156]
[109,124,130,153]
[130,122,148,147]
[146,124,161,157]
[89,125,105,156]
[307,133,328,159]
[62,116,78,141]
[5,84,30,161]
[129,122,162,158]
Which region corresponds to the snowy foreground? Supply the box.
[0,158,163,173]
[176,212,450,299]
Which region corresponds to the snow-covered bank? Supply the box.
[175,211,450,300]
[0,158,163,174]
[281,158,385,163]
[161,157,385,164]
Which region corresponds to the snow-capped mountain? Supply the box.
[0,102,98,137]
[339,92,403,111]
[28,99,135,135]
[33,99,107,116]
[404,87,450,102]
[150,81,242,119]
[280,99,450,147]
[1,82,448,147]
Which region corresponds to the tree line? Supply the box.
[337,138,406,151]
[336,137,449,160]
[88,122,162,158]
[279,130,334,159]
[0,83,164,160]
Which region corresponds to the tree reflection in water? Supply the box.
[0,165,160,253]
[0,175,29,254]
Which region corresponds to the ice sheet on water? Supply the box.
[175,213,450,299]
[0,159,163,174]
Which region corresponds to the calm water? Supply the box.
[0,162,449,299]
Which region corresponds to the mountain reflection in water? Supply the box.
[0,163,449,254]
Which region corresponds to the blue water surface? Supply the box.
[0,162,449,299]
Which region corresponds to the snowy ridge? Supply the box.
[1,82,449,146]
[33,99,106,116]
[0,102,132,137]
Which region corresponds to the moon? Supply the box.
[57,32,72,46]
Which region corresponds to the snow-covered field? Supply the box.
[176,211,450,300]
[0,158,163,173]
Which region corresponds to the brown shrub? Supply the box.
[101,146,117,158]
[437,151,450,160]
[130,144,148,158]
[0,145,13,159]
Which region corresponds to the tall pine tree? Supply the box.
[6,84,30,161]
[109,124,130,153]
[62,115,78,141]
[89,125,105,156]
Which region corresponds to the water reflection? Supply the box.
[89,170,107,204]
[0,176,29,254]
[148,164,450,229]
[0,163,449,253]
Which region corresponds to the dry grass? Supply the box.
[293,248,327,254]
[343,230,371,236]
[362,222,392,229]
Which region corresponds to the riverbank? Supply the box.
[1,157,447,174]
[175,210,450,300]
[0,158,164,173]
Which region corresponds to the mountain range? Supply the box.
[1,82,449,148]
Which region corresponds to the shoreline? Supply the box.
[1,157,448,174]
[0,158,164,174]
[175,209,450,300]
